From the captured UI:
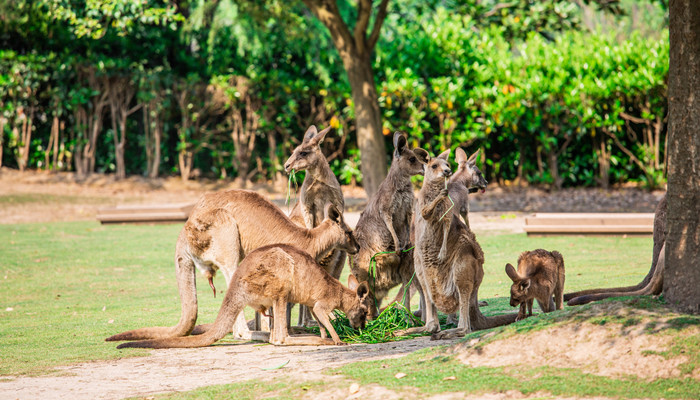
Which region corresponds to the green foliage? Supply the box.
[0,0,669,188]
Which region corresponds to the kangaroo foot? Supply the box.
[431,327,469,340]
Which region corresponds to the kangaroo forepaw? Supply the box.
[208,277,216,298]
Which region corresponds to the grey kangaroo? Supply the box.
[114,244,375,348]
[284,125,347,326]
[105,190,358,342]
[408,150,516,340]
[506,249,565,320]
[448,147,487,229]
[351,132,429,313]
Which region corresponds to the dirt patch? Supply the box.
[0,337,456,400]
[455,303,699,381]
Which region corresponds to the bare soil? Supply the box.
[0,168,682,400]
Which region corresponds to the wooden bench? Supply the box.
[524,213,654,236]
[97,203,194,225]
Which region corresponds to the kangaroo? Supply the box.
[408,150,517,340]
[350,132,429,312]
[448,147,488,229]
[105,190,358,342]
[505,249,565,320]
[284,125,346,326]
[564,195,667,306]
[114,244,376,349]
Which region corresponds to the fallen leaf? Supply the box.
[5,307,13,312]
[108,319,114,324]
[394,372,407,379]
[349,383,360,394]
[261,360,289,371]
[443,376,457,381]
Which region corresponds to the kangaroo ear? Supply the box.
[520,279,531,291]
[303,125,318,143]
[455,147,467,164]
[347,274,359,291]
[393,132,407,156]
[414,148,429,164]
[309,126,331,145]
[505,263,520,282]
[437,149,451,161]
[467,149,481,164]
[356,281,370,299]
[324,203,342,223]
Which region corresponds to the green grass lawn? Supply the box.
[0,220,654,376]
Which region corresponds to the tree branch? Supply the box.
[368,0,390,51]
[302,0,355,57]
[355,0,372,54]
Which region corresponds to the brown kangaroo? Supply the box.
[408,150,517,340]
[448,147,488,229]
[105,190,358,342]
[506,249,565,320]
[350,132,429,312]
[564,195,667,306]
[284,125,347,326]
[114,244,375,348]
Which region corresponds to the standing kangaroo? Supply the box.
[105,190,358,342]
[114,245,375,349]
[351,132,429,311]
[505,249,565,321]
[284,125,346,326]
[448,147,488,229]
[409,150,516,340]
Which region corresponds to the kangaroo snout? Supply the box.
[443,169,452,177]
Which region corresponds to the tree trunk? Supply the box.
[16,106,34,172]
[301,0,389,198]
[144,101,163,179]
[0,116,5,169]
[345,53,387,198]
[664,0,700,314]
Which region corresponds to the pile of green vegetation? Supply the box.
[314,302,425,344]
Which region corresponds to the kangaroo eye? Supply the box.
[299,151,308,157]
[409,157,416,163]
[432,164,437,169]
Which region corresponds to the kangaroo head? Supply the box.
[347,274,377,328]
[454,147,487,192]
[284,125,331,173]
[505,263,531,307]
[424,149,452,183]
[392,132,429,176]
[323,203,360,255]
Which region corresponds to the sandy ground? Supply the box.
[0,169,681,400]
[2,337,454,400]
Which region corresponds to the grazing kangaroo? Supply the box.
[505,249,565,320]
[351,132,429,312]
[564,195,667,306]
[105,190,358,342]
[408,150,517,340]
[448,147,488,229]
[284,125,346,326]
[115,245,375,349]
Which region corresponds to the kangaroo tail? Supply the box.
[565,195,667,303]
[106,325,194,342]
[469,295,518,330]
[116,292,247,349]
[568,244,665,306]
